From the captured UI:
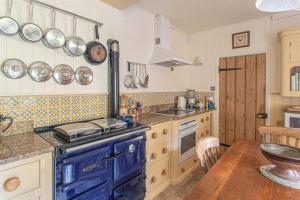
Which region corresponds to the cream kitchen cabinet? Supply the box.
[198,112,212,137]
[146,122,171,200]
[170,111,212,185]
[279,27,300,96]
[145,111,213,199]
[0,153,53,200]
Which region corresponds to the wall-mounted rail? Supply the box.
[21,0,103,26]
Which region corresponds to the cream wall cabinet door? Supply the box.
[0,153,53,200]
[279,28,300,96]
[289,37,300,63]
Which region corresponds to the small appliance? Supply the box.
[177,96,186,109]
[186,89,196,108]
[284,106,300,129]
[188,98,195,109]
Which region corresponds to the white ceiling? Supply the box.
[136,0,269,33]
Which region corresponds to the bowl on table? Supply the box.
[259,143,300,189]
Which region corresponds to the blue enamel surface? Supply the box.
[55,131,146,200]
[114,173,146,200]
[114,135,146,181]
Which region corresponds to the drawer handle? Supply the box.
[151,153,157,160]
[163,129,168,135]
[151,132,158,139]
[162,148,168,154]
[150,176,157,184]
[194,159,198,163]
[201,119,204,123]
[206,117,209,121]
[4,177,21,192]
[181,168,186,173]
[161,169,167,176]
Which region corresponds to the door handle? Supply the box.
[257,113,268,119]
[102,152,124,161]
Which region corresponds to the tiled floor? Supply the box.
[153,168,206,200]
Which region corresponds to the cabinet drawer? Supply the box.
[146,142,169,166]
[178,155,198,176]
[204,126,211,137]
[0,161,40,199]
[146,158,169,194]
[146,123,170,149]
[199,126,211,138]
[199,113,211,128]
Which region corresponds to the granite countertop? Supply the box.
[0,133,54,166]
[0,109,215,165]
[138,109,215,126]
[138,113,173,126]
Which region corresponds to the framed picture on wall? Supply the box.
[232,31,250,49]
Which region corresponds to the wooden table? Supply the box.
[184,140,300,200]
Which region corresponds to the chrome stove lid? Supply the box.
[90,118,127,132]
[54,122,101,136]
[53,118,128,142]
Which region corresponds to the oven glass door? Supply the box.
[179,128,197,163]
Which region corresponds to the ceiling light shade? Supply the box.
[256,0,299,12]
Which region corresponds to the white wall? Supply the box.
[188,12,300,136]
[0,0,191,96]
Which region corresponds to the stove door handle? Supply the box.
[102,152,124,161]
[114,152,124,157]
[102,155,115,161]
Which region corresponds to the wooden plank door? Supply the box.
[219,53,266,145]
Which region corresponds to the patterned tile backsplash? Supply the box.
[0,94,108,136]
[0,91,214,136]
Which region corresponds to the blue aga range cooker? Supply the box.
[37,118,149,200]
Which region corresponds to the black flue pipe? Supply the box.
[107,39,120,117]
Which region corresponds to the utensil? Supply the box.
[84,25,107,65]
[43,9,65,48]
[53,64,74,85]
[28,61,52,82]
[139,64,147,88]
[131,63,138,89]
[143,64,149,87]
[134,63,140,87]
[63,16,86,57]
[1,58,27,79]
[19,0,43,42]
[0,0,19,36]
[75,66,93,85]
[123,62,135,89]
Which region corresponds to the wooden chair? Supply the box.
[259,126,300,148]
[196,136,221,172]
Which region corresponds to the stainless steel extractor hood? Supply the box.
[149,15,192,67]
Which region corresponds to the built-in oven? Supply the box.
[178,119,198,163]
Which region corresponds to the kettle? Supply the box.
[177,96,187,109]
